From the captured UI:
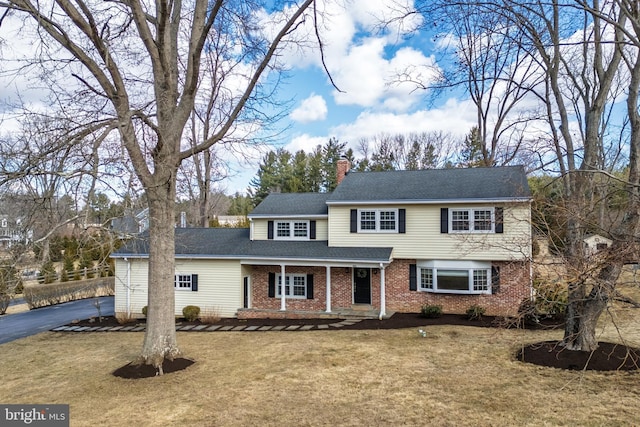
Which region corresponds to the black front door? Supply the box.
[353,268,371,304]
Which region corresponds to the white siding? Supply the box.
[114,258,243,318]
[251,218,328,240]
[328,203,531,261]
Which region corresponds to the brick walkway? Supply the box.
[50,319,361,333]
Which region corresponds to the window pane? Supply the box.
[292,276,306,296]
[379,211,396,230]
[293,222,308,237]
[420,268,433,290]
[474,210,492,231]
[360,211,376,230]
[473,269,489,291]
[451,210,469,231]
[175,274,191,289]
[437,270,469,291]
[276,222,290,237]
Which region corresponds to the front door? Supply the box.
[353,268,371,304]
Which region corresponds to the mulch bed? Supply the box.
[113,358,195,379]
[74,312,562,330]
[71,314,638,376]
[517,341,640,371]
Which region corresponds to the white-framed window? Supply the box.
[358,209,398,233]
[450,208,495,233]
[1,219,6,228]
[276,274,307,299]
[418,260,491,294]
[275,220,309,240]
[174,274,193,291]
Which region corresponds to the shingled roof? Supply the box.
[327,165,530,203]
[113,227,392,263]
[249,193,330,217]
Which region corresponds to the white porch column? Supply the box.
[280,264,286,311]
[379,263,386,319]
[325,265,332,313]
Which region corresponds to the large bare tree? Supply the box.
[427,0,636,351]
[0,0,316,370]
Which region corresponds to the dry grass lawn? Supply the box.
[1,299,640,427]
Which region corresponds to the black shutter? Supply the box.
[409,264,417,291]
[307,274,314,299]
[268,221,274,239]
[495,207,504,234]
[310,220,316,240]
[350,209,357,233]
[268,272,275,298]
[440,208,449,233]
[491,266,500,294]
[191,274,198,292]
[399,209,406,234]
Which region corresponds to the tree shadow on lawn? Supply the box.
[91,313,639,378]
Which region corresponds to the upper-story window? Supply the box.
[1,219,6,228]
[358,209,398,233]
[449,208,495,233]
[275,220,309,240]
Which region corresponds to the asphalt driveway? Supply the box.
[0,296,114,345]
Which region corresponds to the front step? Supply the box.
[350,304,373,311]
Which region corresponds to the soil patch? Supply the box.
[516,341,640,371]
[112,358,195,379]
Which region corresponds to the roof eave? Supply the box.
[326,197,532,205]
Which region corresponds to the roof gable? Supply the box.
[249,193,330,217]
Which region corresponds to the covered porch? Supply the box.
[238,248,393,319]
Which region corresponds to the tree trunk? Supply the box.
[140,183,179,369]
[563,288,607,351]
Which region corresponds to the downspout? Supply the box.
[379,263,386,320]
[326,265,331,313]
[280,264,286,311]
[125,258,131,317]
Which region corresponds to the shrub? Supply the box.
[466,305,486,320]
[182,305,201,322]
[142,306,148,317]
[420,304,443,318]
[115,312,136,324]
[532,279,567,319]
[199,307,221,324]
[0,293,10,315]
[23,277,114,309]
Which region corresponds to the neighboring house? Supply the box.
[112,164,532,319]
[110,208,150,235]
[583,234,612,256]
[0,215,31,249]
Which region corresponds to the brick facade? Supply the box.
[243,259,530,318]
[384,259,530,316]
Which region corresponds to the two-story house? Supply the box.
[112,164,532,319]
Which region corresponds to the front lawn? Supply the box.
[0,316,638,426]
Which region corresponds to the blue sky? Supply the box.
[0,1,480,197]
[222,0,479,194]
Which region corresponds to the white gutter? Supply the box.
[326,197,532,205]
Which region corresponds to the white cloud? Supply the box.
[285,134,329,153]
[289,94,328,123]
[329,97,476,146]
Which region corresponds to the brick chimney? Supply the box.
[336,158,351,185]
